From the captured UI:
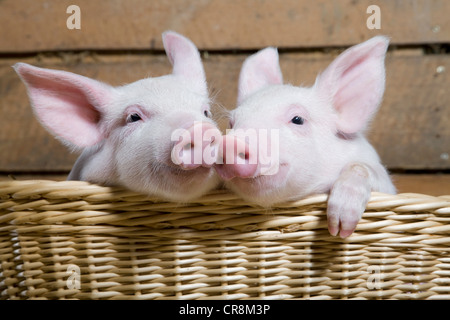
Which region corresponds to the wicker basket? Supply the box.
[1,180,449,300]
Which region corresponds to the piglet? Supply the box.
[15,31,222,201]
[215,36,396,238]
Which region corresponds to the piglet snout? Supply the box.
[171,122,222,170]
[215,135,258,180]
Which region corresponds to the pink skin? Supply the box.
[216,36,396,238]
[216,135,256,179]
[14,31,222,202]
[172,122,222,170]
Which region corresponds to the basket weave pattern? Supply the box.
[1,180,449,299]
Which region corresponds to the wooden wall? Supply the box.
[0,0,449,194]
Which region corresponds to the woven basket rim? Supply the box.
[1,179,449,205]
[1,179,449,241]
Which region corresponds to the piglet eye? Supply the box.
[204,110,211,118]
[291,116,304,125]
[127,113,142,123]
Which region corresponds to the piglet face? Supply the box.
[108,76,221,200]
[220,85,333,205]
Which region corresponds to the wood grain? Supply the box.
[0,0,448,53]
[1,52,449,172]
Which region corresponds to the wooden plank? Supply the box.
[0,0,449,53]
[391,174,450,196]
[0,52,449,172]
[0,174,68,182]
[1,174,449,197]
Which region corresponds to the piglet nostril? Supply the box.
[238,152,249,161]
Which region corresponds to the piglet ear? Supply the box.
[14,63,114,149]
[237,47,283,105]
[162,31,207,95]
[315,36,389,134]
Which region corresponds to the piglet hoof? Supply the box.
[326,164,372,238]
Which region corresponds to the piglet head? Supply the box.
[14,31,222,201]
[216,36,389,206]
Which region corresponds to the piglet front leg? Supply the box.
[327,163,373,238]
